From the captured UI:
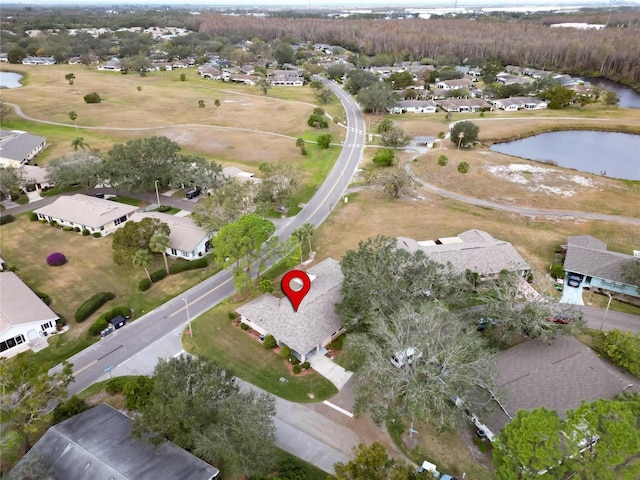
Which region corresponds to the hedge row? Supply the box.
[138,278,151,291]
[0,215,15,225]
[150,269,167,282]
[169,257,208,274]
[75,292,115,323]
[88,305,130,336]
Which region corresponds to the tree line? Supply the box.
[196,14,640,89]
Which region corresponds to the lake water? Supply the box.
[581,77,640,109]
[490,131,640,181]
[0,71,23,88]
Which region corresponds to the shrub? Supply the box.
[105,377,126,394]
[92,232,102,238]
[316,133,332,149]
[264,334,277,349]
[259,278,274,293]
[292,365,302,374]
[138,278,151,291]
[599,329,640,377]
[47,252,67,266]
[150,269,167,282]
[40,219,47,224]
[307,114,328,128]
[372,148,395,167]
[240,323,249,331]
[169,257,208,274]
[437,155,448,166]
[279,346,291,358]
[457,161,470,174]
[74,227,81,232]
[123,376,155,410]
[82,229,90,236]
[28,212,38,221]
[83,92,101,103]
[62,226,74,232]
[289,355,300,366]
[52,395,89,425]
[228,311,237,320]
[0,215,15,225]
[312,107,325,116]
[74,291,115,323]
[277,458,308,480]
[89,317,109,336]
[56,315,67,326]
[302,361,310,369]
[35,291,51,305]
[157,205,171,212]
[550,263,565,279]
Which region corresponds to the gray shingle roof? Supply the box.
[236,258,343,356]
[397,229,529,276]
[564,235,635,284]
[0,272,59,332]
[482,336,637,435]
[14,403,220,480]
[131,212,209,253]
[0,129,46,165]
[34,194,139,229]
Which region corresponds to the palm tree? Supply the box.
[68,110,78,130]
[132,249,152,283]
[438,131,445,151]
[292,222,315,261]
[214,98,221,117]
[71,137,89,151]
[149,233,171,275]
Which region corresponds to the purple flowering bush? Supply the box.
[47,252,67,266]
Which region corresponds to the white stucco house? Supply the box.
[389,100,437,114]
[0,129,47,168]
[237,258,345,362]
[0,272,59,358]
[129,212,212,260]
[34,194,140,236]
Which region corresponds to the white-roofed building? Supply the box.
[34,193,140,236]
[130,212,212,260]
[0,272,59,358]
[0,129,47,168]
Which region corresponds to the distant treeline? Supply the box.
[196,13,640,89]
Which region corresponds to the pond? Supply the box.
[581,77,640,109]
[0,71,23,88]
[490,131,640,181]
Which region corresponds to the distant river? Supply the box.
[490,131,640,181]
[0,71,23,88]
[581,77,640,109]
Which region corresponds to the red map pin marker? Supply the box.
[281,270,311,312]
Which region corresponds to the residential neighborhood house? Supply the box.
[397,229,529,279]
[0,129,47,168]
[0,272,59,358]
[237,258,345,363]
[492,97,547,111]
[563,235,640,298]
[13,403,220,480]
[389,99,437,114]
[130,212,212,260]
[34,193,140,236]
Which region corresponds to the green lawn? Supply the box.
[110,196,141,206]
[184,302,338,403]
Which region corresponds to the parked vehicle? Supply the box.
[391,347,422,368]
[186,187,201,199]
[548,313,572,324]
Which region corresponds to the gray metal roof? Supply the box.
[0,129,46,164]
[397,229,529,276]
[0,272,59,333]
[13,403,219,480]
[564,235,635,283]
[236,258,343,356]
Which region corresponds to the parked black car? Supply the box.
[186,187,201,199]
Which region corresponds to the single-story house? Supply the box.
[198,64,223,80]
[21,56,56,65]
[130,212,212,260]
[97,58,122,71]
[434,78,473,90]
[226,73,259,86]
[0,129,47,168]
[479,336,638,438]
[495,74,535,86]
[34,193,140,236]
[268,70,304,86]
[237,258,345,362]
[0,272,59,358]
[222,166,262,184]
[492,97,547,111]
[439,98,491,113]
[563,235,639,298]
[13,403,220,480]
[20,164,53,191]
[397,229,529,279]
[389,100,437,114]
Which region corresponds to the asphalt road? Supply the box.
[45,78,367,472]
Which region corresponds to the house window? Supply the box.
[171,248,177,256]
[0,334,25,352]
[114,215,127,226]
[41,321,52,331]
